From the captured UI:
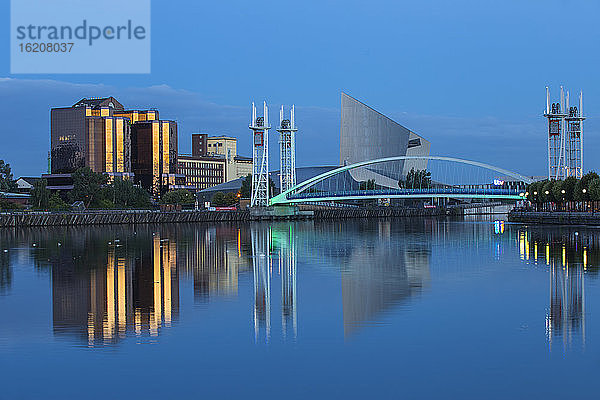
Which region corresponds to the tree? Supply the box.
[111,178,151,208]
[575,171,599,201]
[589,178,600,202]
[70,167,108,208]
[526,180,544,205]
[0,160,17,192]
[0,197,21,210]
[239,174,278,198]
[48,193,70,211]
[212,191,238,206]
[161,189,195,205]
[541,180,556,203]
[240,174,252,198]
[359,179,376,190]
[31,179,50,209]
[562,176,577,202]
[400,168,432,189]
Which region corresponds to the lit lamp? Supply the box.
[583,189,587,193]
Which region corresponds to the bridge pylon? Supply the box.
[249,101,271,207]
[277,105,298,193]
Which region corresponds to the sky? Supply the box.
[1,0,600,178]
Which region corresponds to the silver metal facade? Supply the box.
[339,92,430,187]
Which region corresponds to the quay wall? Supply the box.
[509,211,600,226]
[0,207,452,228]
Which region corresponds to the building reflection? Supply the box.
[339,220,430,336]
[49,231,179,346]
[517,227,600,349]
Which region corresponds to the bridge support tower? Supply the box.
[249,102,271,207]
[277,105,298,193]
[545,86,584,180]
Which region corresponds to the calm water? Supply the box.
[0,217,599,399]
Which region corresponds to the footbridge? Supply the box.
[269,156,532,206]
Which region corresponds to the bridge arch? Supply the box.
[269,155,532,206]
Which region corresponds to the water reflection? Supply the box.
[47,231,179,346]
[339,220,430,336]
[3,218,598,350]
[517,227,599,349]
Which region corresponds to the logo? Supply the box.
[10,0,150,74]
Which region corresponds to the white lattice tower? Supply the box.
[565,91,585,178]
[545,86,567,180]
[277,105,298,193]
[249,101,270,207]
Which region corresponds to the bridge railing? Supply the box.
[287,188,523,200]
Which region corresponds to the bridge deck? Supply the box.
[287,188,522,201]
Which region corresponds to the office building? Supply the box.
[131,120,182,195]
[50,97,133,179]
[339,92,431,187]
[192,133,208,158]
[190,133,253,182]
[50,97,181,196]
[177,155,226,191]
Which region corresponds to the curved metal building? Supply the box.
[339,92,431,187]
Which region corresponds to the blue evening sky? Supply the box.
[1,0,599,177]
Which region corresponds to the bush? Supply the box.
[48,193,70,211]
[212,191,238,207]
[0,198,22,210]
[161,189,195,205]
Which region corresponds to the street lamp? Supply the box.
[583,189,587,194]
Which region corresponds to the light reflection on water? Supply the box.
[1,217,600,397]
[516,226,597,351]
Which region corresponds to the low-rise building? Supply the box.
[16,177,41,193]
[191,133,252,182]
[177,155,226,191]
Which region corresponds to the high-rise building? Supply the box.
[50,97,181,196]
[131,120,181,196]
[51,97,133,179]
[339,93,431,187]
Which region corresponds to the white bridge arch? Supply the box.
[269,155,532,206]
